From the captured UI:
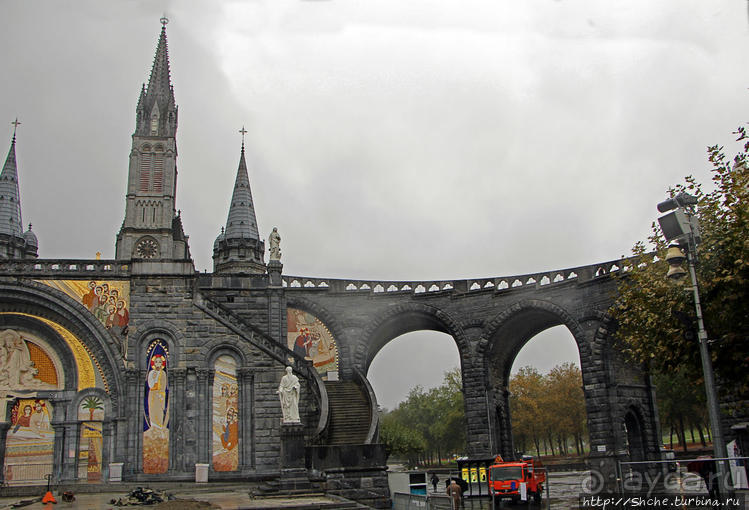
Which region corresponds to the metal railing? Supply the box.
[393,492,455,510]
[618,456,749,495]
[3,463,54,486]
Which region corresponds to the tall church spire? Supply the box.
[135,18,177,138]
[213,129,266,274]
[0,121,38,259]
[116,20,191,269]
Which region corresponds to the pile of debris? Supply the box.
[110,487,169,506]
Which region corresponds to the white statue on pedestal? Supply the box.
[269,227,281,261]
[277,366,300,423]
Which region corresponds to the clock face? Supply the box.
[136,239,158,259]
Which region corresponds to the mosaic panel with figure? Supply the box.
[77,396,104,481]
[38,280,130,336]
[212,355,239,472]
[4,399,54,485]
[287,308,338,378]
[143,340,169,474]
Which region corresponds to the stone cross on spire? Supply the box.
[239,126,247,151]
[11,119,20,141]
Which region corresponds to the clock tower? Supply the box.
[115,19,191,265]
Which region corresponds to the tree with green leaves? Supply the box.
[379,368,466,467]
[509,366,546,456]
[612,130,749,407]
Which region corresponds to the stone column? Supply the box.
[195,368,212,465]
[0,422,10,485]
[461,333,492,458]
[170,368,187,472]
[101,420,112,481]
[267,260,285,343]
[237,367,255,471]
[125,368,144,476]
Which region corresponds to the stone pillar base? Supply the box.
[267,260,283,287]
[108,463,123,482]
[280,422,306,470]
[280,423,309,491]
[279,467,312,492]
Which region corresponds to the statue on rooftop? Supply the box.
[269,227,281,261]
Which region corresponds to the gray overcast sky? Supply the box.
[2,1,749,409]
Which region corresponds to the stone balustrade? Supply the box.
[281,256,636,295]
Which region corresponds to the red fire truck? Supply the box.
[487,455,546,504]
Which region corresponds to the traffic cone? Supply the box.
[42,490,56,504]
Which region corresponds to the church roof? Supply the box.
[223,142,260,241]
[0,132,24,237]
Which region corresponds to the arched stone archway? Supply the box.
[0,280,126,484]
[356,303,467,375]
[478,299,592,459]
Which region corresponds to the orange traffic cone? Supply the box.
[42,490,56,504]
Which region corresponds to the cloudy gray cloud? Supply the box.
[2,1,748,409]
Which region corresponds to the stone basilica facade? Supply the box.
[0,22,373,499]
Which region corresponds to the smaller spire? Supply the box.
[0,124,23,237]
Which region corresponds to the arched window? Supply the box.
[77,395,105,482]
[143,339,169,474]
[139,146,165,194]
[212,354,239,471]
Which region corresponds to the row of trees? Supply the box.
[380,362,589,465]
[653,368,711,451]
[509,363,587,457]
[379,368,465,467]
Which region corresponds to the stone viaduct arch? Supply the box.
[281,257,662,485]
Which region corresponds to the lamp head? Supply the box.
[665,245,687,280]
[657,192,699,213]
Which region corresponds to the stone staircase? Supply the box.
[324,381,371,445]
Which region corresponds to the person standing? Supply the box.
[447,479,463,509]
[430,473,439,492]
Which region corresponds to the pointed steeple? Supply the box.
[213,129,266,274]
[147,23,173,100]
[0,121,38,259]
[0,125,24,237]
[135,19,177,137]
[224,141,261,241]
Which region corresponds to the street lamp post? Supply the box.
[657,192,731,498]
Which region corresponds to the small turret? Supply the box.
[0,122,38,259]
[213,129,266,274]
